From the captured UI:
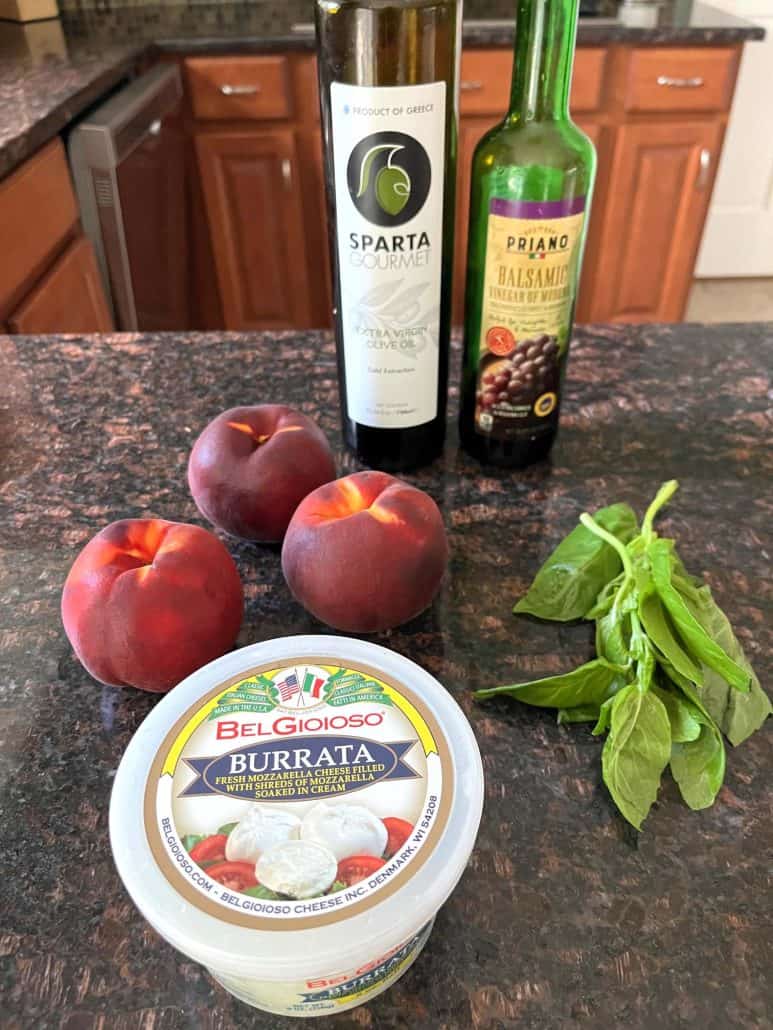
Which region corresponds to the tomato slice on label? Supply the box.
[382,817,413,858]
[205,861,258,892]
[336,855,386,887]
[189,833,228,864]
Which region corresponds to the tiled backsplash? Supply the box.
[58,0,617,16]
[58,0,280,9]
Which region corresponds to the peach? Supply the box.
[61,519,243,693]
[281,471,448,633]
[188,405,336,542]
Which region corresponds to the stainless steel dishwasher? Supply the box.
[68,63,186,331]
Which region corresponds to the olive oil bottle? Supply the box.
[316,0,461,471]
[459,0,595,467]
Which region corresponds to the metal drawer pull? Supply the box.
[696,147,711,190]
[657,75,705,88]
[282,159,292,186]
[220,84,260,96]
[460,80,483,91]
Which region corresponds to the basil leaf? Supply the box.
[668,696,726,810]
[681,585,770,745]
[329,879,347,893]
[244,885,281,900]
[592,695,615,736]
[652,684,701,743]
[584,573,625,620]
[595,607,630,666]
[182,834,204,852]
[557,705,600,725]
[648,540,750,692]
[514,503,639,622]
[474,657,626,708]
[639,591,703,686]
[217,822,238,836]
[601,683,671,829]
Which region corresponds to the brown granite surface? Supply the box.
[0,325,771,1028]
[0,1,765,180]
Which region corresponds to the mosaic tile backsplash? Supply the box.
[57,0,619,17]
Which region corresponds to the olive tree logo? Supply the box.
[347,131,431,227]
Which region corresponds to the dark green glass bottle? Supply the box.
[459,0,596,467]
[316,0,461,473]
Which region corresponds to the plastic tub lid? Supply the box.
[110,635,484,980]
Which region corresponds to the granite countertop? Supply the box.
[0,0,765,180]
[1,324,771,1028]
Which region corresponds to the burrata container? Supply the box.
[109,635,484,1017]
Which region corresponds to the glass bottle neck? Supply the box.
[508,0,579,122]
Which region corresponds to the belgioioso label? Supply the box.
[211,920,434,1016]
[145,658,452,930]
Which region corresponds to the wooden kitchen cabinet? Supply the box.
[8,235,113,334]
[195,130,313,329]
[586,121,724,322]
[177,42,741,330]
[0,138,113,333]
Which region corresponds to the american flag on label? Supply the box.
[276,672,300,701]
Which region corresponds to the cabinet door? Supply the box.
[195,130,313,330]
[9,236,113,334]
[118,119,189,330]
[587,121,723,322]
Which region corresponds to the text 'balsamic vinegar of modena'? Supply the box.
[460,0,596,467]
[316,0,461,471]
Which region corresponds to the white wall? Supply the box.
[695,1,773,278]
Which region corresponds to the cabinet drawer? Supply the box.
[625,47,738,113]
[186,56,293,121]
[460,47,606,116]
[0,139,78,316]
[459,51,511,115]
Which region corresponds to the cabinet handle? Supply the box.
[220,84,260,96]
[460,80,483,92]
[657,75,704,89]
[282,159,292,187]
[696,147,711,190]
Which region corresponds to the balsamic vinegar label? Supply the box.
[331,82,446,430]
[474,197,586,441]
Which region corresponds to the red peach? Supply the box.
[281,471,448,633]
[61,519,243,693]
[188,405,336,542]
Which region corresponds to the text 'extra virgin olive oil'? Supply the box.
[316,0,461,472]
[460,0,595,468]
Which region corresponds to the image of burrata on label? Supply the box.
[257,840,338,899]
[181,800,417,899]
[301,800,388,860]
[225,806,301,863]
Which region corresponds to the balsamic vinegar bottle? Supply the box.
[316,0,461,472]
[459,0,596,468]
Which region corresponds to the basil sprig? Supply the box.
[476,481,770,830]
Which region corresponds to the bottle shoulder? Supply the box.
[473,118,595,172]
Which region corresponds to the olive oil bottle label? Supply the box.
[474,197,586,440]
[330,81,446,429]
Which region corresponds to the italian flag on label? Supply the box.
[302,671,326,698]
